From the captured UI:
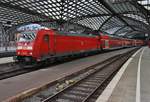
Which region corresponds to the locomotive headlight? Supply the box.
[27,46,32,50]
[29,52,32,55]
[17,46,23,50]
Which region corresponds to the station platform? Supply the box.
[0,57,14,64]
[0,49,15,64]
[96,46,150,102]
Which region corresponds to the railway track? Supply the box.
[20,48,138,102]
[0,67,33,80]
[0,63,36,80]
[0,51,15,58]
[41,49,136,102]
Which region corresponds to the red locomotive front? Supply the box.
[15,31,37,63]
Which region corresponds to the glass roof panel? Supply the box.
[138,0,150,5]
[77,16,110,30]
[123,14,148,24]
[138,0,150,10]
[0,0,148,34]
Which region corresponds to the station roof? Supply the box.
[0,0,150,39]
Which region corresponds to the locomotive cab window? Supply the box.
[17,31,36,42]
[44,35,49,42]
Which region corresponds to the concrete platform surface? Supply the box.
[0,57,14,64]
[0,48,135,101]
[96,47,150,102]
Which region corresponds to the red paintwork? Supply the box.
[109,37,123,48]
[134,40,145,46]
[17,42,33,56]
[54,35,100,54]
[16,29,145,62]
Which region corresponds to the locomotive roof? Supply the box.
[56,30,98,37]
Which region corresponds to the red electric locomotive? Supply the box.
[15,28,101,64]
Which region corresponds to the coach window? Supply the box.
[44,35,49,42]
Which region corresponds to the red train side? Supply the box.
[15,28,145,64]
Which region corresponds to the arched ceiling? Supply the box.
[0,0,150,39]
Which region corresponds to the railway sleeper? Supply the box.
[84,79,102,83]
[71,87,93,93]
[55,98,74,102]
[86,98,96,102]
[84,79,104,83]
[64,91,88,97]
[60,94,85,101]
[76,83,97,89]
[86,77,106,81]
[75,85,97,90]
[72,86,94,92]
[83,81,101,86]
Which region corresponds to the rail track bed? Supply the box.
[19,48,138,102]
[0,51,15,58]
[0,62,37,80]
[0,47,130,80]
[0,64,33,80]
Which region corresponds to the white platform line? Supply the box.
[95,48,142,102]
[136,47,145,102]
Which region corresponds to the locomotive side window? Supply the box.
[44,35,49,42]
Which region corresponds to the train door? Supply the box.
[101,35,109,49]
[44,34,50,50]
[104,40,109,48]
[42,33,55,56]
[40,33,55,59]
[42,34,50,56]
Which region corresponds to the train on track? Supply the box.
[14,27,145,65]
